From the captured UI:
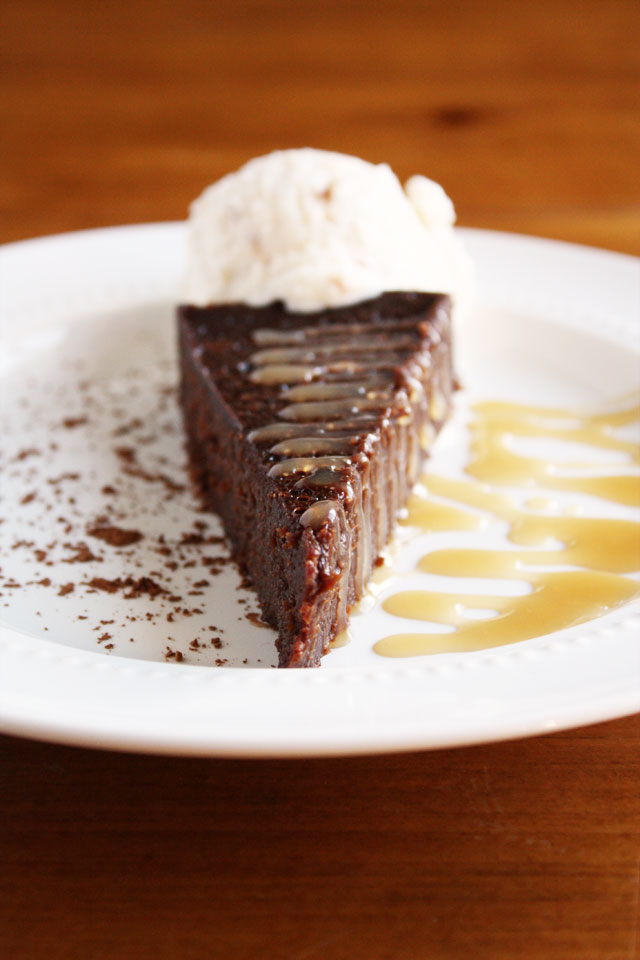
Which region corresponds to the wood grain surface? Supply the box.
[1,0,639,253]
[1,1,639,958]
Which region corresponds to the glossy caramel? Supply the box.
[377,399,640,657]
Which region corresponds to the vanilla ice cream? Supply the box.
[183,149,472,314]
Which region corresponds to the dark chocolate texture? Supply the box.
[178,292,455,667]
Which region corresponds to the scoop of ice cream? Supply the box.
[183,149,472,313]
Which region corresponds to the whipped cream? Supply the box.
[183,149,472,313]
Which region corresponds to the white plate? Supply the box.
[0,224,639,756]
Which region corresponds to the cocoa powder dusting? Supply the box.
[2,367,247,665]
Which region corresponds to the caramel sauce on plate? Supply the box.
[376,399,640,658]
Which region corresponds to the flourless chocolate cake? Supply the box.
[178,291,455,667]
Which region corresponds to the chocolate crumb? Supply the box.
[124,576,166,599]
[12,540,34,550]
[88,525,143,547]
[63,542,101,564]
[114,446,136,463]
[58,583,75,596]
[112,417,143,437]
[85,577,121,594]
[180,532,205,545]
[47,472,80,485]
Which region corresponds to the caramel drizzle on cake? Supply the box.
[244,319,445,618]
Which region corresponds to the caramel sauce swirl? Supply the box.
[467,400,640,506]
[376,398,640,658]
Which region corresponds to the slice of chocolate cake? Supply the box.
[178,291,455,667]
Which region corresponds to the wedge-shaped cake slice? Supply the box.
[178,291,454,667]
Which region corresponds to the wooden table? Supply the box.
[1,1,639,957]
